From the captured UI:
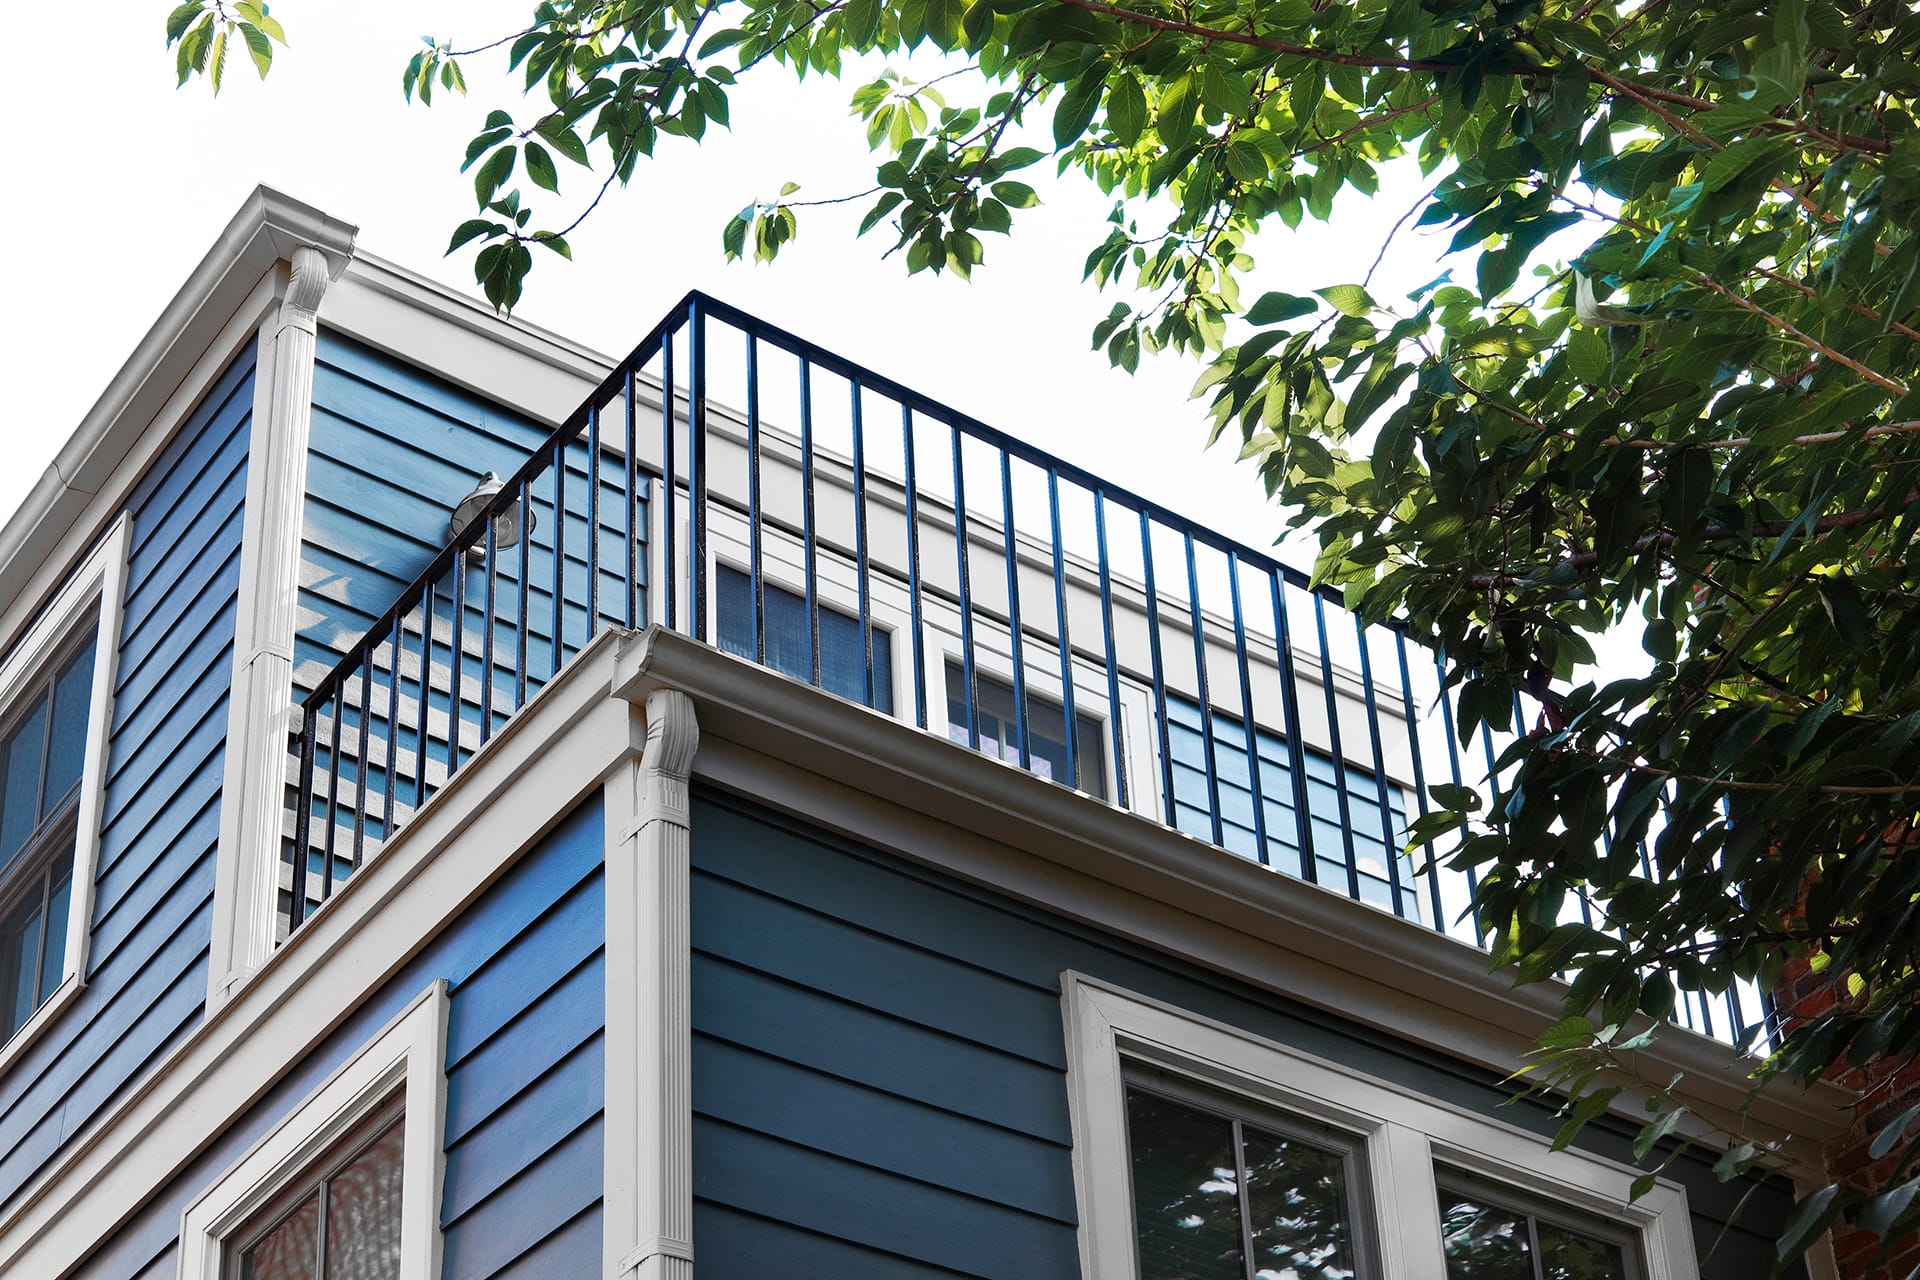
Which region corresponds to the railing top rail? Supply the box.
[299,288,1417,711]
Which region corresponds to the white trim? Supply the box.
[1060,971,1698,1280]
[0,512,132,1075]
[177,980,449,1279]
[210,242,346,1009]
[603,687,699,1280]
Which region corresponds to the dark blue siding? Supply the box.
[0,350,253,1211]
[688,788,1800,1280]
[78,797,606,1280]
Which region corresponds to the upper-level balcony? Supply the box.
[285,291,1770,1048]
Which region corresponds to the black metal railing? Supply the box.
[282,291,1770,1048]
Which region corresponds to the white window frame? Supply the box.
[177,980,450,1280]
[1060,971,1698,1280]
[0,513,131,1074]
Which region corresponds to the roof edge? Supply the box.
[0,186,356,624]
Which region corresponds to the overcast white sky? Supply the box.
[0,0,1450,559]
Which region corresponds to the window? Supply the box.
[1126,1069,1370,1280]
[1438,1172,1638,1280]
[946,662,1107,797]
[716,563,894,713]
[179,982,448,1280]
[226,1097,405,1279]
[1061,974,1697,1280]
[0,516,128,1066]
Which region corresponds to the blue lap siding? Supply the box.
[77,796,606,1279]
[0,349,253,1211]
[687,786,1801,1280]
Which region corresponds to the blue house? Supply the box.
[0,188,1853,1280]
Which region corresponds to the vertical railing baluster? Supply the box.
[1001,449,1030,772]
[1313,593,1362,903]
[1354,618,1407,918]
[1435,653,1482,945]
[1047,470,1079,790]
[1269,573,1317,882]
[1094,490,1127,810]
[516,483,531,708]
[660,333,676,632]
[1226,553,1268,865]
[587,403,601,631]
[1139,511,1175,827]
[415,592,432,813]
[450,546,467,779]
[352,648,373,869]
[1393,631,1444,932]
[852,380,874,708]
[551,437,567,672]
[953,426,979,751]
[382,621,401,840]
[322,685,343,903]
[747,334,765,664]
[902,405,927,730]
[800,360,821,688]
[289,693,318,929]
[688,299,708,642]
[1183,532,1222,847]
[479,517,498,748]
[624,369,638,629]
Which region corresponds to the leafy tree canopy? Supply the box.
[169,0,1920,1263]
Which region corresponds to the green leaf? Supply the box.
[535,119,591,166]
[165,2,205,44]
[1053,72,1104,149]
[1246,292,1317,325]
[526,141,560,193]
[1108,74,1145,147]
[991,180,1039,208]
[447,219,504,253]
[237,22,273,77]
[1632,1106,1687,1162]
[1316,284,1375,317]
[1776,1185,1842,1261]
[535,233,571,259]
[1157,77,1195,150]
[475,146,516,206]
[1567,328,1609,384]
[1858,1178,1920,1238]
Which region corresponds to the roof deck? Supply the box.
[284,291,1771,1048]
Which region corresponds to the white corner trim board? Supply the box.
[1060,971,1699,1280]
[177,980,449,1279]
[604,686,699,1280]
[211,239,348,1010]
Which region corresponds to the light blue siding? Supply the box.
[688,788,1801,1280]
[0,348,253,1211]
[76,797,605,1279]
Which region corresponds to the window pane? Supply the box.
[715,566,893,713]
[242,1191,320,1280]
[1126,1087,1246,1280]
[1243,1123,1357,1280]
[44,642,96,818]
[0,696,48,869]
[325,1118,405,1280]
[945,664,1106,798]
[4,887,44,1037]
[1439,1193,1533,1280]
[1537,1221,1627,1280]
[38,871,69,1005]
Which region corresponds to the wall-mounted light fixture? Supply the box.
[448,471,533,556]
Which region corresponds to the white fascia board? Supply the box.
[613,628,1855,1165]
[0,631,635,1278]
[0,186,356,658]
[317,250,617,427]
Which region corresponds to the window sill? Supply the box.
[0,974,83,1080]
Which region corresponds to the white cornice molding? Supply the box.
[613,629,1855,1167]
[0,186,356,661]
